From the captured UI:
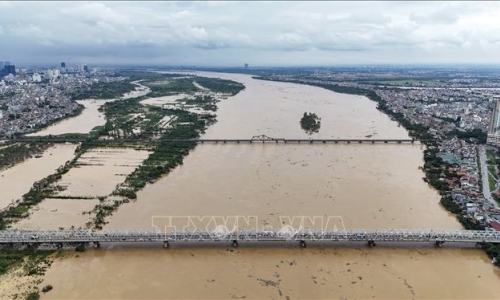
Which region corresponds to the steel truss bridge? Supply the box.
[1,229,499,249]
[6,135,419,145]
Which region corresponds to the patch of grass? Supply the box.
[489,169,497,191]
[0,250,53,277]
[487,150,496,163]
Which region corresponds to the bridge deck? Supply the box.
[1,229,499,245]
[6,138,418,144]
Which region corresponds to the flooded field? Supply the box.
[140,93,189,106]
[0,144,77,210]
[34,73,500,299]
[13,198,98,230]
[56,148,149,198]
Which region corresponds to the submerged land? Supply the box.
[1,66,500,298]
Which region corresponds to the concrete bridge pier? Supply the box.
[56,243,63,250]
[232,240,239,248]
[163,241,170,248]
[435,241,445,248]
[368,240,376,248]
[26,243,39,250]
[93,241,101,249]
[300,240,307,248]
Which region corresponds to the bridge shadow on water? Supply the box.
[34,240,482,251]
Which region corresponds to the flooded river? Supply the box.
[13,73,500,298]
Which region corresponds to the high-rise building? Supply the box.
[4,61,11,66]
[83,64,89,73]
[488,99,500,146]
[244,63,249,69]
[0,62,3,70]
[1,65,16,77]
[61,62,66,68]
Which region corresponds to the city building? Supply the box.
[1,64,16,78]
[61,62,66,68]
[488,100,500,146]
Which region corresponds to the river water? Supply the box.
[0,144,77,210]
[34,73,500,299]
[26,81,150,137]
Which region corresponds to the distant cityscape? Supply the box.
[0,61,122,138]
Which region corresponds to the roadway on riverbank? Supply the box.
[478,145,500,209]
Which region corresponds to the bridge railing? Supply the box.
[2,229,500,244]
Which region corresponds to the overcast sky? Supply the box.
[1,1,500,67]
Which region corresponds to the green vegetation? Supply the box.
[452,128,487,144]
[487,150,496,163]
[71,81,136,100]
[483,243,500,267]
[0,249,53,276]
[300,112,321,134]
[489,173,497,191]
[145,78,199,97]
[193,76,245,95]
[440,196,462,214]
[0,143,51,171]
[26,292,40,300]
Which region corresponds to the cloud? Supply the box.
[0,1,499,66]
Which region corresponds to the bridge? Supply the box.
[6,135,419,145]
[1,229,499,249]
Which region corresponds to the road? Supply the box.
[478,145,500,209]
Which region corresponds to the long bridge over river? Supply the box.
[1,229,499,249]
[6,135,420,145]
